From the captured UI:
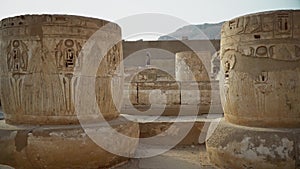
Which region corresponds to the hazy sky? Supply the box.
[1,0,299,40]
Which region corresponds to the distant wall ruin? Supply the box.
[123,40,220,77]
[121,42,223,115]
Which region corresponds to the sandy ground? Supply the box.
[0,143,217,169]
[113,144,216,169]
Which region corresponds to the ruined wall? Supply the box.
[121,40,223,115]
[124,68,179,106]
[123,48,176,76]
[122,68,180,115]
[122,66,223,115]
[123,40,220,58]
[123,40,220,77]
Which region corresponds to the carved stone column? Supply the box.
[0,15,138,169]
[207,10,300,169]
[175,51,210,82]
[175,51,222,115]
[0,15,125,124]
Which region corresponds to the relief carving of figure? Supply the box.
[6,40,29,108]
[221,51,236,105]
[221,50,236,83]
[55,39,82,114]
[55,39,82,72]
[7,40,28,73]
[107,44,120,75]
[254,71,272,114]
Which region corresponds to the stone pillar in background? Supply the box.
[175,51,223,114]
[207,10,300,169]
[211,51,220,80]
[0,15,138,169]
[175,51,210,82]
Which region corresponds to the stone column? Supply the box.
[207,10,300,169]
[0,15,139,169]
[175,51,210,82]
[175,51,216,115]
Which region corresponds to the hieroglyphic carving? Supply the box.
[55,39,82,114]
[261,15,274,32]
[256,46,268,56]
[60,73,78,114]
[228,17,244,34]
[221,50,236,83]
[221,50,236,103]
[242,45,298,59]
[55,39,82,72]
[210,11,300,169]
[7,40,28,72]
[7,40,29,107]
[243,47,256,56]
[254,71,272,114]
[295,46,300,58]
[0,15,124,124]
[274,12,292,38]
[175,51,210,82]
[276,13,291,33]
[244,15,261,33]
[221,11,300,126]
[10,75,22,107]
[269,46,274,57]
[107,44,120,75]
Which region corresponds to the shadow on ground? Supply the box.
[113,145,216,169]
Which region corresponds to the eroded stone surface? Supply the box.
[0,15,123,125]
[122,81,222,116]
[122,66,223,116]
[0,14,136,169]
[139,122,205,146]
[175,51,210,82]
[207,10,300,169]
[114,145,217,169]
[207,120,300,169]
[220,10,300,128]
[211,51,220,80]
[0,118,139,169]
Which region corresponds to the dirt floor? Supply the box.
[113,144,216,169]
[0,145,216,169]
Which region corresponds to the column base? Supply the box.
[206,119,300,169]
[0,117,139,169]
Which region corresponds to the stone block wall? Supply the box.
[121,80,222,115]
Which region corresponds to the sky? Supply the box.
[0,0,299,40]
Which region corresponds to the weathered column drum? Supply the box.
[220,10,300,128]
[175,51,213,115]
[207,10,300,169]
[0,15,122,124]
[175,51,210,82]
[0,15,139,169]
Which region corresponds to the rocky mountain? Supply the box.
[158,22,224,40]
